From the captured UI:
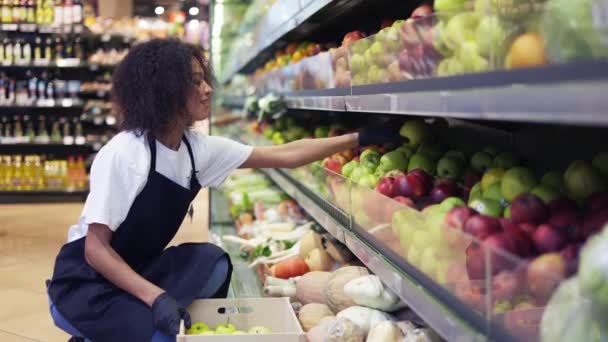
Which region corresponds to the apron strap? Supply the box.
[181,135,197,181]
[147,133,157,178]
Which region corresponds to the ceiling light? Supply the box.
[188,7,199,16]
[154,6,165,15]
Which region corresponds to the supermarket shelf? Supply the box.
[0,143,93,155]
[0,23,84,34]
[0,62,115,71]
[0,100,85,109]
[274,61,608,126]
[261,168,516,342]
[0,190,87,203]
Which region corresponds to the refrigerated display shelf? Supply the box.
[259,167,510,341]
[227,61,608,126]
[0,23,84,34]
[0,190,87,203]
[0,63,116,71]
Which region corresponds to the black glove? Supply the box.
[151,292,191,335]
[357,120,405,147]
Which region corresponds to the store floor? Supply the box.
[0,189,210,342]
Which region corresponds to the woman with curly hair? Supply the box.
[46,39,399,342]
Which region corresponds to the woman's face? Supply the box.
[187,58,213,122]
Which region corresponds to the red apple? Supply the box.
[532,224,566,253]
[393,196,415,208]
[501,220,535,257]
[463,170,482,189]
[411,4,433,19]
[527,253,567,301]
[587,191,608,213]
[547,197,579,214]
[519,223,537,237]
[429,182,459,203]
[492,271,524,302]
[548,210,583,241]
[483,233,517,275]
[561,243,582,276]
[342,31,366,46]
[510,193,549,225]
[393,175,415,198]
[464,215,502,240]
[408,169,434,194]
[445,207,478,247]
[466,244,486,280]
[322,155,347,174]
[445,207,478,231]
[401,19,420,49]
[583,207,608,238]
[376,177,396,198]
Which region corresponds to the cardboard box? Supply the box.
[177,297,305,342]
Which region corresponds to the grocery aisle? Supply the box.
[0,189,209,342]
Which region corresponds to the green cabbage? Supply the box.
[540,277,607,342]
[579,225,608,321]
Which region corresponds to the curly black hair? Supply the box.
[111,38,211,137]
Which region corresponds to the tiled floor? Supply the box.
[0,189,209,342]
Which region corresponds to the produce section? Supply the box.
[212,0,608,339]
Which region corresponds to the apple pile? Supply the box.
[186,321,272,335]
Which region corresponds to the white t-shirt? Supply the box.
[67,130,253,242]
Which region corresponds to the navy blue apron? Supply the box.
[48,133,232,341]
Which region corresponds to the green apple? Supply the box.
[501,167,537,201]
[342,160,359,178]
[474,0,496,14]
[420,248,440,276]
[531,184,561,203]
[445,12,480,49]
[471,151,493,172]
[314,126,329,138]
[351,39,371,55]
[367,65,389,83]
[360,149,381,173]
[350,166,367,183]
[440,197,467,211]
[437,156,464,180]
[396,145,415,158]
[444,150,467,164]
[541,170,564,191]
[484,182,507,207]
[493,151,520,169]
[407,244,423,267]
[408,153,436,174]
[417,141,446,161]
[483,145,500,157]
[349,54,366,74]
[187,322,210,335]
[435,0,470,18]
[564,160,607,202]
[468,182,483,204]
[481,168,505,192]
[358,173,379,189]
[476,15,505,58]
[354,211,371,227]
[215,323,237,334]
[378,150,409,173]
[201,331,215,335]
[248,326,272,334]
[351,74,367,86]
[469,198,503,217]
[433,20,453,57]
[503,205,511,219]
[592,152,608,177]
[399,120,432,148]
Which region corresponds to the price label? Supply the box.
[593,0,608,29]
